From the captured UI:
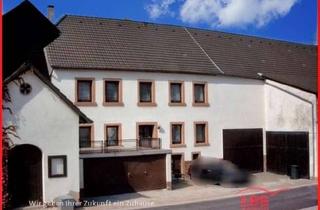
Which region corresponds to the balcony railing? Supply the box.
[79,138,162,154]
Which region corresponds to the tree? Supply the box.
[2,78,23,209]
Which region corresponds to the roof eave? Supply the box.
[50,65,221,76]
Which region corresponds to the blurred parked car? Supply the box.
[189,157,251,186]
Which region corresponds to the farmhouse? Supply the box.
[4,1,317,206]
[45,15,317,197]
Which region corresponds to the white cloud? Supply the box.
[180,0,298,28]
[145,0,298,28]
[145,0,176,19]
[180,0,222,24]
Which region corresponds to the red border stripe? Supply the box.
[0,0,3,209]
[317,0,320,208]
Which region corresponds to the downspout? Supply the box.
[43,47,54,81]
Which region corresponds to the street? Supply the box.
[145,185,317,210]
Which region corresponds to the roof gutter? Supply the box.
[4,62,32,84]
[50,65,220,76]
[257,73,317,95]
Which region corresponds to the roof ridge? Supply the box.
[59,14,316,48]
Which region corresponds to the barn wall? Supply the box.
[265,79,318,177]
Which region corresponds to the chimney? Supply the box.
[47,5,54,21]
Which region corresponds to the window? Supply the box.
[76,78,96,105]
[140,82,152,102]
[104,79,123,106]
[137,122,159,149]
[194,122,209,145]
[170,122,185,147]
[193,82,209,106]
[79,125,92,148]
[78,80,92,102]
[192,152,200,160]
[20,83,32,95]
[105,124,121,146]
[169,81,185,106]
[138,81,156,106]
[48,155,67,178]
[170,83,182,103]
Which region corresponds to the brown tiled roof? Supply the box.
[188,28,317,93]
[46,15,317,93]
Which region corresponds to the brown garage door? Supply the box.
[267,132,309,178]
[223,129,263,172]
[82,155,166,197]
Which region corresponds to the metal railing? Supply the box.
[79,138,161,154]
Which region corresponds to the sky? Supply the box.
[3,0,317,45]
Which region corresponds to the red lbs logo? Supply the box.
[238,186,287,210]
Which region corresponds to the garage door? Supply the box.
[223,129,263,172]
[267,132,309,178]
[82,155,166,197]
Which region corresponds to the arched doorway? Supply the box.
[8,144,43,208]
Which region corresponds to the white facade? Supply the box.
[51,69,266,161]
[51,69,318,178]
[4,70,81,202]
[265,79,318,177]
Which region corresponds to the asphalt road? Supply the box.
[145,185,317,210]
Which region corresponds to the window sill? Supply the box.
[105,144,122,147]
[74,102,97,107]
[194,143,210,147]
[170,144,186,148]
[137,102,157,107]
[103,102,124,107]
[192,102,210,107]
[168,102,187,107]
[48,174,67,178]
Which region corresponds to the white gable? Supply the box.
[4,70,80,202]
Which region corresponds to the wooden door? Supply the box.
[138,124,156,148]
[8,145,42,208]
[267,132,309,178]
[82,155,166,197]
[127,155,166,191]
[223,129,263,172]
[172,154,182,178]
